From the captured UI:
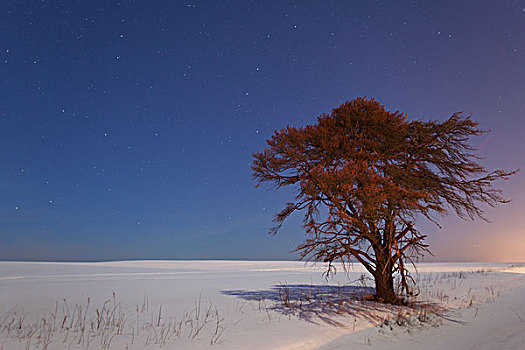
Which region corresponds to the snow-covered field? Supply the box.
[0,260,523,349]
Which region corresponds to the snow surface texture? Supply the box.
[0,261,523,349]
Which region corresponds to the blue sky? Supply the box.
[1,0,524,262]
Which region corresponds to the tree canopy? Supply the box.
[252,97,517,303]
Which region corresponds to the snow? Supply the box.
[319,269,525,350]
[0,260,523,349]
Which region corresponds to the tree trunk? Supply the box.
[374,267,397,304]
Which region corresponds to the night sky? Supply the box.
[1,1,524,262]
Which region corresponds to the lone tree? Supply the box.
[252,97,517,304]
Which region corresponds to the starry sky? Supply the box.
[1,0,524,262]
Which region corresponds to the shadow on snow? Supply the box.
[221,284,399,327]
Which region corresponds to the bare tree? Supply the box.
[252,97,517,303]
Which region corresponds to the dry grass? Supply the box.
[0,293,225,349]
[242,267,512,331]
